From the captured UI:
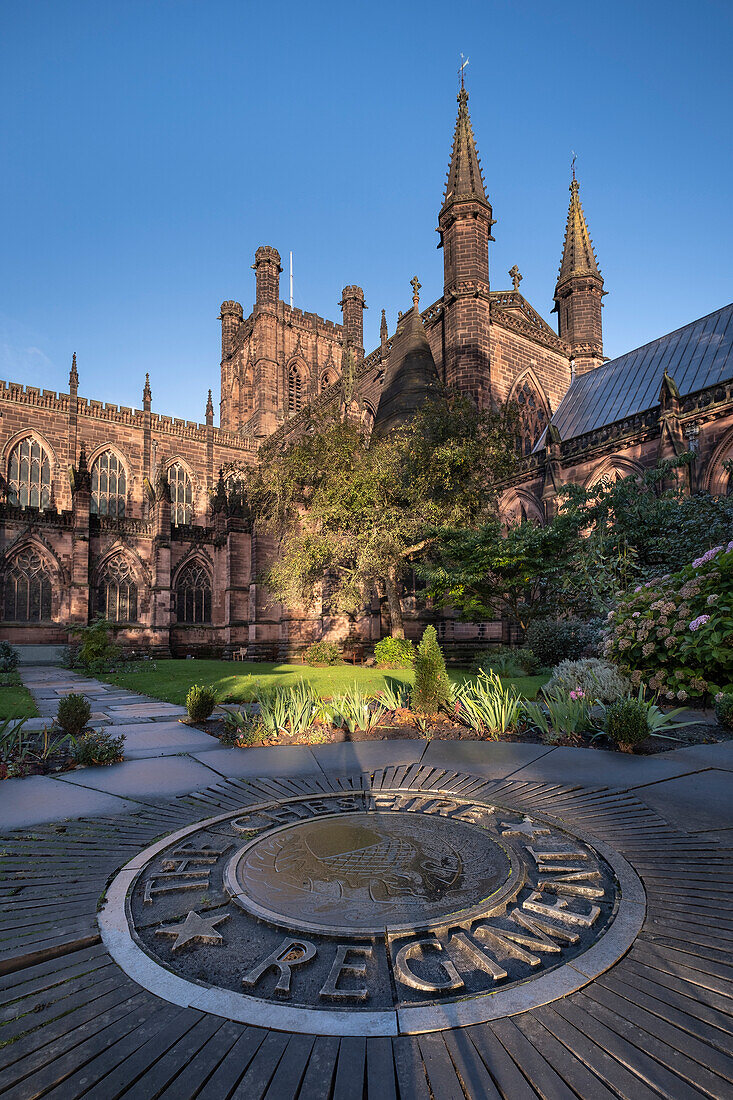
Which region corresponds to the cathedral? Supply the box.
[1,86,732,657]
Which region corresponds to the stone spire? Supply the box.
[380,309,388,344]
[143,372,152,411]
[556,175,602,291]
[206,388,214,425]
[69,352,79,391]
[554,169,605,375]
[440,87,491,217]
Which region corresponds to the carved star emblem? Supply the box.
[155,909,230,952]
[500,816,551,840]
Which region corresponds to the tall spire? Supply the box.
[556,175,602,290]
[441,87,490,216]
[69,352,78,390]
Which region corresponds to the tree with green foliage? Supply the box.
[244,394,518,637]
[412,625,451,715]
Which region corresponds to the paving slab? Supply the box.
[653,740,733,770]
[0,775,134,829]
[632,768,733,832]
[505,744,710,789]
[54,755,218,799]
[310,740,427,773]
[104,702,188,719]
[421,739,555,778]
[116,722,219,759]
[190,744,322,778]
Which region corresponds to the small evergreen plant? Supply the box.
[0,642,19,672]
[604,698,649,751]
[186,684,217,722]
[57,694,92,736]
[412,626,451,715]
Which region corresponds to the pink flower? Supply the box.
[632,612,640,618]
[689,614,711,632]
[692,546,723,568]
[569,689,585,701]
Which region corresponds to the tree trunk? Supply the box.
[385,568,405,639]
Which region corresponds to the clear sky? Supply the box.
[1,0,731,423]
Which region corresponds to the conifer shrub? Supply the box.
[603,698,649,751]
[714,692,733,730]
[374,636,416,669]
[57,694,91,736]
[0,642,19,673]
[186,684,217,722]
[412,626,451,715]
[303,641,342,666]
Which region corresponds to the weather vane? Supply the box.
[459,53,469,89]
[571,150,577,180]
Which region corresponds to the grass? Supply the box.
[0,675,39,719]
[97,659,549,706]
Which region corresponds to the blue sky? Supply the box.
[1,0,731,422]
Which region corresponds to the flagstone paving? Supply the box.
[0,666,731,1096]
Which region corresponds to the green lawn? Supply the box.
[98,659,548,706]
[0,679,39,719]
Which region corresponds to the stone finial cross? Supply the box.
[509,265,522,292]
[411,276,421,308]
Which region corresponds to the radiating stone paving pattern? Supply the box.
[1,762,732,1097]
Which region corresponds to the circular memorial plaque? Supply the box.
[100,788,645,1035]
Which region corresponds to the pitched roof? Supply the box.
[441,88,488,214]
[556,178,602,291]
[371,306,440,440]
[535,302,733,447]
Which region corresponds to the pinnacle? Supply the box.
[441,87,488,214]
[556,175,602,288]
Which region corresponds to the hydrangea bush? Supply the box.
[606,541,733,701]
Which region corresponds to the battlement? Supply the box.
[0,381,70,411]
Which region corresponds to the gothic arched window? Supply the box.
[288,364,304,415]
[320,370,336,393]
[168,463,193,526]
[91,450,126,517]
[3,549,53,621]
[515,379,549,456]
[175,561,212,624]
[97,556,138,622]
[7,438,51,509]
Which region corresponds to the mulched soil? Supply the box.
[197,708,733,755]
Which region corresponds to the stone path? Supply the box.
[0,668,732,1096]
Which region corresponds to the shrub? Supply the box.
[186,683,217,722]
[412,626,451,715]
[547,658,631,705]
[453,670,523,738]
[302,640,342,666]
[604,699,649,750]
[525,618,601,666]
[72,729,125,766]
[57,694,91,736]
[0,642,19,673]
[714,692,733,730]
[605,540,733,701]
[374,636,416,669]
[71,620,121,671]
[470,646,524,676]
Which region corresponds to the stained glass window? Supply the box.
[169,463,193,526]
[97,556,138,622]
[91,450,126,517]
[515,379,548,456]
[7,438,51,509]
[175,562,212,623]
[3,549,52,621]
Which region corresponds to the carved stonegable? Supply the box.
[100,787,644,1036]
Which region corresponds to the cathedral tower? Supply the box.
[438,85,495,405]
[554,171,605,374]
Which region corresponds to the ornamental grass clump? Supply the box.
[56,694,91,736]
[453,670,523,738]
[411,626,451,715]
[546,658,631,705]
[606,540,733,701]
[328,687,387,734]
[72,729,125,767]
[523,685,595,743]
[186,684,217,722]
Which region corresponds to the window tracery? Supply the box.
[515,379,548,456]
[288,364,304,415]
